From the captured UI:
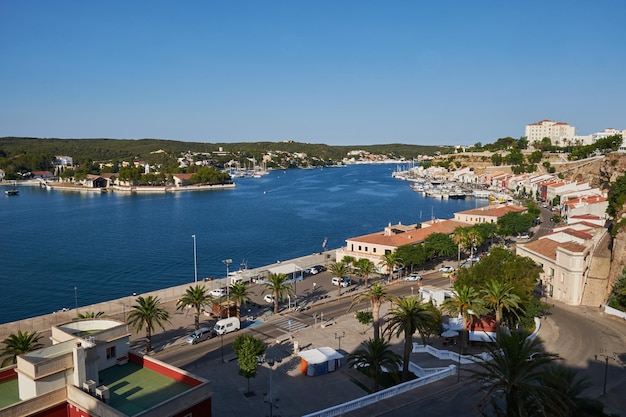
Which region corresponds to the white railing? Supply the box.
[301,365,456,417]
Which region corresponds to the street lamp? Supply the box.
[265,357,282,417]
[222,259,232,318]
[192,235,198,283]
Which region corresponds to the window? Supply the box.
[106,346,116,360]
[373,248,377,253]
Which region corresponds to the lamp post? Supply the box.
[192,235,198,283]
[265,357,282,417]
[74,286,78,311]
[598,349,620,396]
[334,331,345,351]
[222,259,232,318]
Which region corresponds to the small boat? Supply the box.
[5,189,19,196]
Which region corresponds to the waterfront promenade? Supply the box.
[0,251,332,340]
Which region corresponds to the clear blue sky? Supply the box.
[1,1,624,146]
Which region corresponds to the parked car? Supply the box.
[185,327,213,345]
[306,266,322,275]
[331,277,351,287]
[439,266,455,273]
[313,265,326,272]
[212,317,240,335]
[210,288,227,297]
[518,233,530,239]
[403,274,422,281]
[263,294,275,303]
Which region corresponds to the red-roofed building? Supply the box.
[516,221,608,306]
[452,204,527,225]
[563,195,608,224]
[335,219,470,273]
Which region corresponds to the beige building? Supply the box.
[516,222,607,305]
[453,204,527,225]
[525,120,576,147]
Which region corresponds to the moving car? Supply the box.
[331,277,351,287]
[518,233,530,239]
[210,288,227,297]
[439,266,455,273]
[403,274,422,281]
[212,317,240,335]
[263,294,275,303]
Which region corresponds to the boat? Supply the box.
[5,189,19,196]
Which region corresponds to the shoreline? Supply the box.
[2,179,236,193]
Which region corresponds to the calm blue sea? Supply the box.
[0,164,483,323]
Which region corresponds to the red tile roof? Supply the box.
[455,205,526,217]
[520,239,586,260]
[348,220,469,247]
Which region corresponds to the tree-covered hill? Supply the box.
[0,137,446,165]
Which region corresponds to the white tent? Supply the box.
[267,263,301,276]
[298,347,344,376]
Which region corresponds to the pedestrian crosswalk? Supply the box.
[273,317,308,333]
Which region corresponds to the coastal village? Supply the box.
[1,120,626,416]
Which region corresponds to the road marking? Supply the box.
[273,317,308,333]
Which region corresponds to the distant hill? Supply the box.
[0,137,447,163]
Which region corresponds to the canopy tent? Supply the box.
[299,347,344,376]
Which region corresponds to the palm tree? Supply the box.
[328,261,349,298]
[385,296,439,382]
[543,365,610,417]
[469,330,565,417]
[229,282,253,318]
[354,258,375,287]
[176,285,212,330]
[349,282,390,340]
[263,273,292,314]
[441,283,484,353]
[482,279,521,331]
[75,311,106,320]
[348,338,402,393]
[1,330,44,367]
[452,227,470,268]
[127,295,171,352]
[342,255,356,278]
[378,252,398,282]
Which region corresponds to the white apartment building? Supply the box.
[525,120,576,147]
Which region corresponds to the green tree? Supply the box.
[328,261,350,297]
[232,334,267,395]
[263,273,292,314]
[127,295,171,352]
[395,243,428,273]
[482,280,521,331]
[355,311,374,334]
[176,285,213,330]
[423,232,457,260]
[349,283,390,340]
[1,330,44,367]
[229,282,253,318]
[378,252,400,282]
[452,227,471,267]
[470,330,566,417]
[354,258,376,287]
[385,296,439,381]
[497,211,535,237]
[441,283,484,353]
[348,338,402,393]
[75,311,106,320]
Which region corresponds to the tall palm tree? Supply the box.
[441,283,484,352]
[229,281,253,318]
[469,330,565,417]
[543,365,609,417]
[328,261,349,298]
[176,285,212,330]
[342,255,356,279]
[466,229,483,264]
[348,338,402,393]
[378,252,398,282]
[1,330,44,367]
[264,273,292,314]
[349,282,390,340]
[385,296,439,382]
[482,279,521,331]
[127,295,171,352]
[452,227,470,268]
[354,258,375,287]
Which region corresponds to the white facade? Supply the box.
[525,120,576,147]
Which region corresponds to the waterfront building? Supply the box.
[562,195,608,224]
[0,319,211,416]
[525,120,576,147]
[452,204,527,225]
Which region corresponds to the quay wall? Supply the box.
[0,251,334,339]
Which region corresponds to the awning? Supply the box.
[299,347,344,364]
[267,263,301,276]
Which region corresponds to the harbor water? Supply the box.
[0,164,484,323]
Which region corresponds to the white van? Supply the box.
[212,317,240,335]
[185,327,213,345]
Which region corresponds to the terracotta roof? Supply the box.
[455,205,526,217]
[348,220,469,247]
[564,195,606,207]
[520,238,586,260]
[173,173,194,180]
[570,214,602,220]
